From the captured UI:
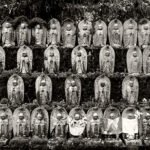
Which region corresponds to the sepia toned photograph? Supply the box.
[0,0,149,150]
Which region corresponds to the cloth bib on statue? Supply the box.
[69,121,86,136]
[106,118,119,134]
[122,118,138,135]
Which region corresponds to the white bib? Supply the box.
[122,118,138,135]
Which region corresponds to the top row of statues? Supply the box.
[1,16,150,49]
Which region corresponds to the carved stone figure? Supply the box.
[93,20,107,47]
[94,75,111,106]
[2,18,15,47]
[65,76,81,106]
[87,107,103,138]
[72,46,87,74]
[78,20,92,47]
[122,107,141,145]
[140,99,150,145]
[143,46,150,74]
[138,18,150,48]
[15,16,31,46]
[47,18,61,46]
[7,74,24,106]
[44,45,60,74]
[31,107,49,138]
[99,45,115,74]
[0,107,12,145]
[12,107,30,137]
[17,45,33,74]
[31,17,47,47]
[50,107,68,138]
[0,46,5,74]
[62,19,76,48]
[68,107,87,137]
[122,76,139,104]
[123,19,137,48]
[103,106,121,137]
[127,46,142,74]
[108,19,123,48]
[35,73,52,105]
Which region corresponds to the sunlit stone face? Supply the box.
[0,112,7,120]
[37,112,43,120]
[13,79,18,86]
[93,113,98,120]
[19,112,24,120]
[74,113,80,120]
[66,24,72,31]
[57,113,62,120]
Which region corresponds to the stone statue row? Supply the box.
[0,102,150,147]
[1,16,150,49]
[0,44,149,74]
[6,73,140,107]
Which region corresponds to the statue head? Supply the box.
[13,78,18,86]
[143,118,147,125]
[22,52,28,57]
[128,23,134,29]
[109,112,116,119]
[100,82,106,87]
[37,112,43,120]
[71,80,76,87]
[20,22,27,29]
[105,50,110,57]
[51,23,56,30]
[0,112,7,120]
[74,113,80,120]
[50,51,54,57]
[114,23,119,30]
[77,51,82,57]
[132,51,137,57]
[35,24,41,29]
[129,80,134,87]
[40,79,46,86]
[93,112,98,120]
[5,22,11,28]
[83,24,88,30]
[66,24,72,31]
[57,113,62,120]
[97,24,103,30]
[127,111,135,119]
[144,24,149,30]
[19,112,24,120]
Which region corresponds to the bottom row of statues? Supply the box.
[0,101,150,147]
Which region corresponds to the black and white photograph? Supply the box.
[0,0,150,150]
